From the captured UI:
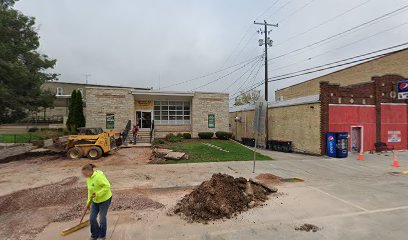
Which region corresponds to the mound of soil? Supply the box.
[0,177,163,240]
[173,173,277,222]
[255,173,282,185]
[295,223,320,232]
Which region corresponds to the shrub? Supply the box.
[165,133,175,141]
[182,133,192,139]
[152,139,165,146]
[165,133,183,142]
[28,127,39,132]
[176,133,183,137]
[215,131,233,140]
[198,132,214,139]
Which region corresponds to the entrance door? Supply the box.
[136,111,152,129]
[351,127,362,152]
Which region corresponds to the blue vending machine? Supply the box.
[326,132,337,158]
[336,132,348,158]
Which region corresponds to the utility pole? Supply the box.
[83,74,92,84]
[254,20,278,148]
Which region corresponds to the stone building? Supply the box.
[85,87,229,139]
[230,48,408,155]
[41,81,149,121]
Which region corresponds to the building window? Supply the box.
[154,100,191,125]
[56,87,63,96]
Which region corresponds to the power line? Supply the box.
[229,44,408,99]
[191,56,262,91]
[267,22,408,73]
[160,54,262,90]
[275,0,373,46]
[223,56,263,92]
[277,0,316,24]
[269,4,408,62]
[232,60,263,96]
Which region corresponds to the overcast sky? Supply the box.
[15,0,408,101]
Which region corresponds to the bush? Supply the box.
[152,139,165,146]
[176,133,183,137]
[198,132,214,139]
[165,133,175,141]
[165,133,183,142]
[215,131,233,140]
[182,133,192,139]
[28,127,39,132]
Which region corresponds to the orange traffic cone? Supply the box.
[357,150,364,161]
[391,152,400,167]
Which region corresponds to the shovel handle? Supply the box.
[79,202,90,224]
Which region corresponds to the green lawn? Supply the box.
[162,140,272,164]
[0,133,46,143]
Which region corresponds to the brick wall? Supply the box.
[192,93,229,137]
[276,49,408,101]
[85,87,134,132]
[230,102,321,154]
[320,74,407,154]
[154,125,192,138]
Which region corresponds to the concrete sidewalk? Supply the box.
[36,151,408,239]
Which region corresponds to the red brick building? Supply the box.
[321,74,407,154]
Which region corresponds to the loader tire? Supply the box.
[87,147,103,160]
[67,147,83,159]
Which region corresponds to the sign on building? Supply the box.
[135,100,153,110]
[387,130,401,143]
[106,113,115,129]
[208,114,215,128]
[397,80,408,99]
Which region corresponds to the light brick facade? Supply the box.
[275,49,408,101]
[85,88,229,139]
[85,88,134,132]
[192,93,229,137]
[230,102,321,154]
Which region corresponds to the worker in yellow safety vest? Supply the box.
[82,164,112,240]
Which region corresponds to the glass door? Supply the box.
[136,111,152,129]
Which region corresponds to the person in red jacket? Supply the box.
[132,124,139,144]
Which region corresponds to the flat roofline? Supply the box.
[276,48,408,92]
[45,80,151,90]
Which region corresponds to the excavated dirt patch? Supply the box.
[255,173,282,185]
[173,173,276,223]
[0,177,163,240]
[295,223,320,232]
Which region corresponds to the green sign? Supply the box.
[106,114,115,129]
[208,114,215,128]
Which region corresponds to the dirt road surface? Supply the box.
[1,147,408,239]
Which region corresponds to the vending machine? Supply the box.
[326,132,337,158]
[326,132,349,158]
[336,132,348,158]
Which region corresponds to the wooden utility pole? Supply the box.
[254,20,278,148]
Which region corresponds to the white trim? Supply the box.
[329,104,375,107]
[132,90,194,97]
[380,103,408,106]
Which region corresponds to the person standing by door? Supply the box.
[132,124,139,144]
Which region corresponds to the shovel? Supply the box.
[60,202,91,236]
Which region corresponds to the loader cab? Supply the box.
[77,127,104,135]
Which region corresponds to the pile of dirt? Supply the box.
[0,177,163,240]
[0,151,64,164]
[255,173,282,185]
[173,173,277,222]
[295,223,320,232]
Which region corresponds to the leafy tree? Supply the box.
[0,0,58,123]
[66,90,85,132]
[234,90,261,106]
